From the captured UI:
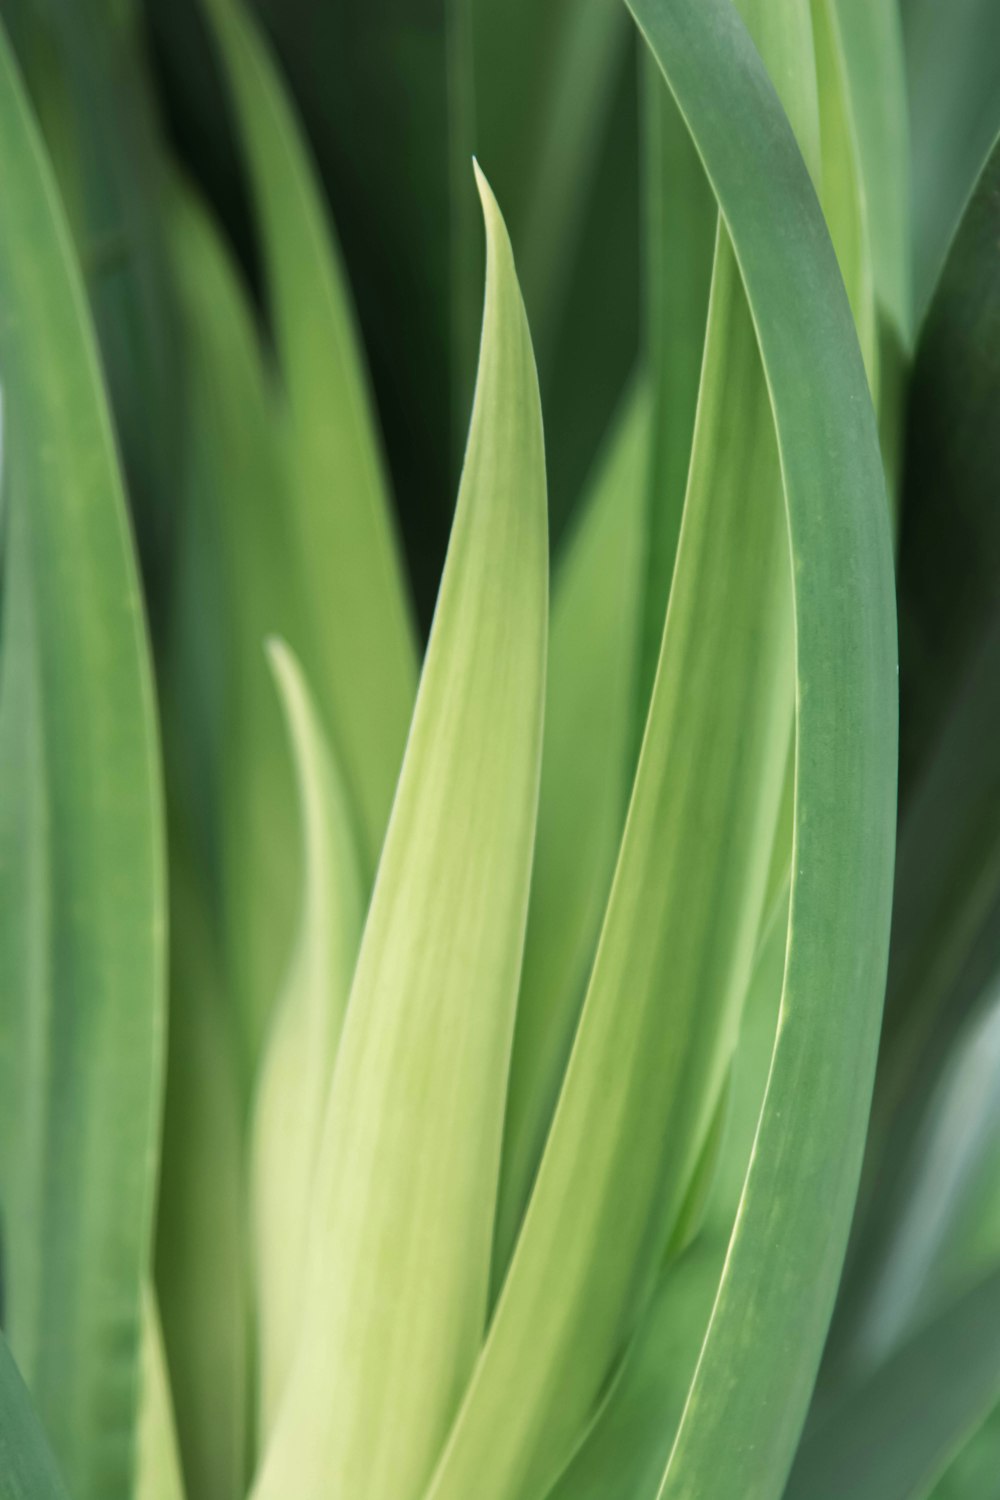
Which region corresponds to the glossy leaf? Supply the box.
[206,0,417,878]
[251,164,547,1500]
[0,22,165,1500]
[251,639,364,1434]
[494,384,647,1280]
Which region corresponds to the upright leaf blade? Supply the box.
[135,1291,186,1500]
[494,385,647,1281]
[251,639,364,1434]
[423,233,794,1500]
[831,0,910,345]
[622,2,897,1496]
[786,1269,1000,1500]
[206,0,417,876]
[0,21,165,1500]
[0,1337,72,1500]
[251,164,547,1500]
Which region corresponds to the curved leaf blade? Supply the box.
[494,384,647,1281]
[621,2,897,1495]
[251,164,547,1500]
[206,0,417,876]
[251,639,364,1434]
[0,1337,71,1500]
[0,22,165,1500]
[423,223,794,1500]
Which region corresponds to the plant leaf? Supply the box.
[0,0,181,559]
[831,0,910,345]
[786,1268,1000,1500]
[155,842,248,1500]
[251,639,364,1434]
[163,174,302,1077]
[136,1290,186,1500]
[422,223,794,1500]
[205,0,417,877]
[493,383,647,1283]
[635,61,715,730]
[0,22,165,1500]
[0,1336,72,1500]
[250,163,547,1500]
[902,0,1000,325]
[930,1399,1000,1500]
[622,2,896,1495]
[811,0,879,391]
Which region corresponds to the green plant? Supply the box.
[0,1,998,1499]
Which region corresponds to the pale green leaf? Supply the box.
[546,883,789,1500]
[635,62,715,728]
[831,0,911,344]
[422,228,794,1500]
[251,163,547,1500]
[205,0,417,878]
[811,0,879,391]
[0,21,166,1500]
[494,384,648,1281]
[136,1290,186,1500]
[251,639,364,1435]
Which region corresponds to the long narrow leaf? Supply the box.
[423,222,795,1500]
[623,3,897,1495]
[251,639,364,1433]
[0,1337,71,1500]
[0,22,165,1499]
[494,384,647,1280]
[251,164,547,1500]
[206,0,416,877]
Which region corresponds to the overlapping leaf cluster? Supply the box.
[0,2,996,1499]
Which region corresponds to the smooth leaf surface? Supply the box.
[1,0,181,562]
[494,384,647,1281]
[625,0,897,1495]
[811,0,878,389]
[251,639,364,1433]
[0,22,165,1500]
[0,1336,71,1500]
[635,60,715,728]
[207,0,417,878]
[424,219,794,1500]
[786,1269,1000,1500]
[155,843,248,1500]
[931,1400,1000,1499]
[831,0,910,344]
[251,165,547,1500]
[135,1291,186,1500]
[903,0,1000,325]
